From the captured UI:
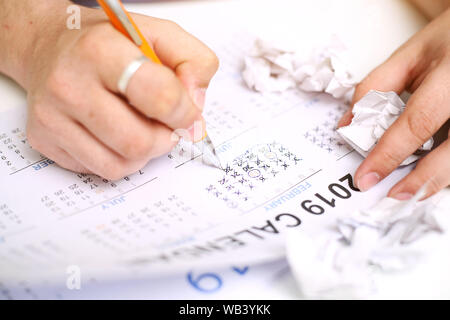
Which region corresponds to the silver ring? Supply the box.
[117,56,149,95]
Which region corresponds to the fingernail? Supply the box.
[392,192,414,201]
[337,109,352,128]
[188,116,206,142]
[193,88,206,110]
[357,172,380,192]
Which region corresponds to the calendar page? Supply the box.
[0,27,413,293]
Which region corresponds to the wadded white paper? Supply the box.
[286,186,446,299]
[242,37,356,102]
[337,90,434,165]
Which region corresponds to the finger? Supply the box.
[27,116,91,173]
[40,110,147,180]
[337,47,417,128]
[355,65,450,192]
[42,146,92,174]
[337,107,354,129]
[32,142,91,174]
[60,121,147,180]
[64,87,178,161]
[125,60,206,136]
[388,138,450,200]
[88,27,204,135]
[134,16,220,109]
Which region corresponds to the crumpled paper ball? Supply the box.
[242,37,356,102]
[286,186,446,299]
[337,90,434,165]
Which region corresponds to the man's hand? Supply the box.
[338,8,450,200]
[0,1,218,180]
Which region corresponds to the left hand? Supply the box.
[338,8,450,200]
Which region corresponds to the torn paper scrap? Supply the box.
[286,187,446,299]
[337,90,434,165]
[242,37,357,102]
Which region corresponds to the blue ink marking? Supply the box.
[101,195,126,210]
[216,142,232,155]
[33,159,55,171]
[187,272,223,293]
[303,97,320,108]
[232,266,249,275]
[264,181,312,211]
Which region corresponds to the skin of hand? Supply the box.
[338,7,450,200]
[0,1,218,180]
[408,0,450,19]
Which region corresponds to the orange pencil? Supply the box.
[96,0,161,64]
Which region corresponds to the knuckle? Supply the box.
[160,18,181,30]
[44,67,82,105]
[26,130,40,151]
[409,171,442,197]
[99,159,129,181]
[120,133,155,160]
[44,70,67,98]
[153,81,182,117]
[406,108,436,143]
[76,27,105,59]
[379,149,404,172]
[204,49,220,72]
[77,31,95,53]
[76,26,120,65]
[405,173,427,192]
[31,103,53,131]
[426,176,442,195]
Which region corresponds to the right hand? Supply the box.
[24,5,218,180]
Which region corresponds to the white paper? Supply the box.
[337,90,434,165]
[0,31,414,289]
[286,186,448,299]
[242,37,357,102]
[0,259,291,300]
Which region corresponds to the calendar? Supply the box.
[0,29,413,295]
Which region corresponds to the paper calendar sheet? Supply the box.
[0,27,413,299]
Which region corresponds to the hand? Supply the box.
[338,8,450,200]
[13,3,218,180]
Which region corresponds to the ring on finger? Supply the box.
[117,55,149,96]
